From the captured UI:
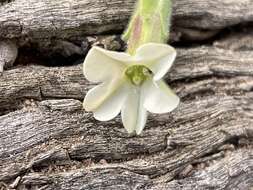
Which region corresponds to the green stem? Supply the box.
[122,0,172,55]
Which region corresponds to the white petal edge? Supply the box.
[121,85,148,135]
[83,46,130,83]
[83,79,124,111]
[143,79,180,114]
[135,43,177,81]
[92,80,128,121]
[94,46,134,62]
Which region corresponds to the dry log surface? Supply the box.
[0,0,253,190]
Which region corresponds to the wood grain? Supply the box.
[0,0,253,40]
[1,0,253,189]
[1,46,253,189]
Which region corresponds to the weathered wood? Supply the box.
[149,149,253,190]
[214,27,253,51]
[1,45,253,189]
[1,0,253,71]
[11,149,252,190]
[1,46,253,113]
[1,0,253,41]
[1,0,253,189]
[0,40,18,73]
[0,96,252,187]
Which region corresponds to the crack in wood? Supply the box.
[1,0,253,189]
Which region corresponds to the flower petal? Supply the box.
[135,43,176,81]
[83,79,124,110]
[94,47,134,63]
[83,46,131,83]
[83,82,107,112]
[143,80,180,114]
[121,85,147,134]
[89,80,128,121]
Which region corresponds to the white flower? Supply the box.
[83,43,180,135]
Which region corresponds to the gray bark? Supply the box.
[0,0,253,190]
[0,40,18,73]
[1,0,253,39]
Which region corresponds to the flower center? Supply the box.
[125,65,151,86]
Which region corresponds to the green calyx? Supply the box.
[125,65,151,86]
[123,0,172,55]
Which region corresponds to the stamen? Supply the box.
[125,65,152,86]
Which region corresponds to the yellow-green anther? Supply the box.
[133,76,142,85]
[122,0,172,55]
[125,65,151,86]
